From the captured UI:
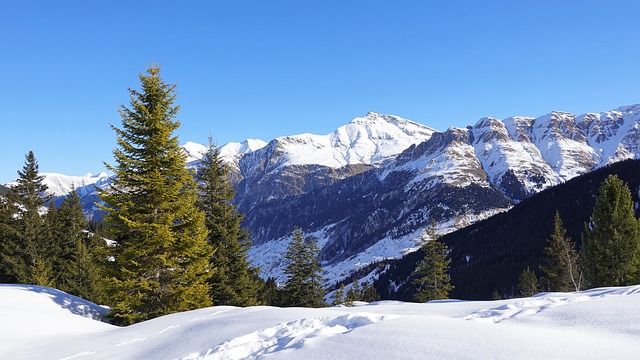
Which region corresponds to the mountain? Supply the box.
[9,105,640,288]
[375,159,640,300]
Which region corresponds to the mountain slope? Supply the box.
[375,159,640,300]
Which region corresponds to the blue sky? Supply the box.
[2,1,640,183]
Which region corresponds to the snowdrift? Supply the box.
[1,284,640,359]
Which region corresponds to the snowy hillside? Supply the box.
[3,284,640,359]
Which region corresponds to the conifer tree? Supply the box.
[0,193,21,283]
[517,267,539,297]
[10,151,52,284]
[51,190,102,301]
[345,278,361,306]
[582,175,640,288]
[196,138,259,306]
[259,277,282,306]
[282,227,326,307]
[540,211,581,292]
[332,283,346,306]
[361,281,380,303]
[412,222,454,302]
[99,66,213,325]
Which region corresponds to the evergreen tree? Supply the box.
[412,223,453,302]
[10,151,52,284]
[0,193,21,283]
[282,227,326,308]
[517,267,539,297]
[361,281,380,302]
[345,278,361,306]
[259,277,282,306]
[332,283,346,306]
[52,190,102,301]
[540,211,581,292]
[196,138,259,306]
[99,66,213,325]
[582,175,640,288]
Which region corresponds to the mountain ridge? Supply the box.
[6,104,640,287]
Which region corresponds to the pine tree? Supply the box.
[517,267,539,297]
[259,277,282,306]
[361,281,380,303]
[582,175,640,288]
[345,278,361,306]
[10,151,52,285]
[99,66,213,325]
[332,283,346,306]
[412,222,454,302]
[0,193,21,283]
[282,227,326,308]
[540,211,581,292]
[50,190,102,301]
[196,138,259,306]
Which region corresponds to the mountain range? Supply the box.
[10,104,640,287]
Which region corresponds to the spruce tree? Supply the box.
[332,283,346,306]
[52,189,102,301]
[412,223,453,302]
[361,281,380,302]
[196,138,259,306]
[10,151,52,285]
[99,66,213,325]
[0,193,21,283]
[517,267,539,297]
[582,175,640,288]
[345,278,361,306]
[540,211,581,292]
[282,227,326,307]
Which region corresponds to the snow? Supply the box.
[16,172,111,198]
[3,284,640,359]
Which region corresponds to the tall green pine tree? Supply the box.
[10,151,52,285]
[412,222,454,302]
[517,267,539,297]
[540,211,581,292]
[196,138,259,306]
[99,66,213,325]
[282,227,326,307]
[582,175,640,288]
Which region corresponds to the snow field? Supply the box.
[3,284,640,359]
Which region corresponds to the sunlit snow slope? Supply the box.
[2,284,640,360]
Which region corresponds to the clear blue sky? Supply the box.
[2,1,639,183]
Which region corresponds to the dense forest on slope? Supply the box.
[376,159,640,300]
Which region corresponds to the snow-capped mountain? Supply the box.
[10,104,640,287]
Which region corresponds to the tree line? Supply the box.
[517,174,640,297]
[0,66,332,325]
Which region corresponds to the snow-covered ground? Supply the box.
[2,284,640,359]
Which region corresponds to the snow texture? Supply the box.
[2,284,640,359]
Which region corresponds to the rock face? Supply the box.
[23,105,640,284]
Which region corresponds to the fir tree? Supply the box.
[259,277,282,306]
[99,66,213,325]
[52,190,102,301]
[196,138,259,306]
[0,193,21,283]
[412,222,454,302]
[582,175,640,288]
[361,281,380,303]
[517,267,539,297]
[332,283,346,306]
[540,211,581,292]
[282,227,326,308]
[345,278,361,306]
[10,151,52,284]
